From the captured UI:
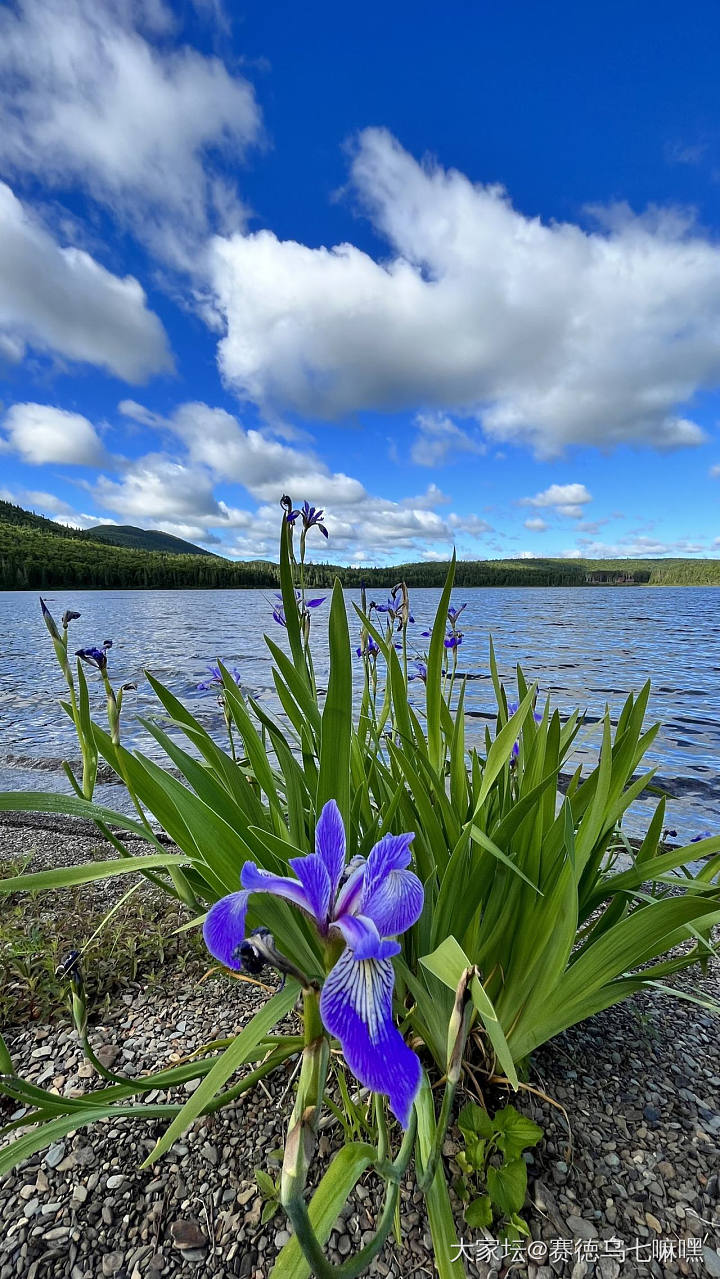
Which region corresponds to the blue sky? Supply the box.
[1,0,720,564]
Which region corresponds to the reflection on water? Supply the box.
[0,586,718,840]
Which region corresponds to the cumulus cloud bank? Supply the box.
[0,183,172,380]
[1,403,110,467]
[0,0,261,258]
[210,128,720,455]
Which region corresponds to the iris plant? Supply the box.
[203,799,423,1126]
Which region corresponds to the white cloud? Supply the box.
[0,183,172,380]
[520,483,592,519]
[211,129,720,455]
[2,404,109,466]
[0,485,100,528]
[410,412,485,466]
[524,517,548,531]
[165,402,367,506]
[711,464,720,477]
[572,535,708,558]
[0,0,261,259]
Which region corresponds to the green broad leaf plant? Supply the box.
[0,498,718,1279]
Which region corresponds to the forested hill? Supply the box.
[1,499,720,590]
[86,524,214,556]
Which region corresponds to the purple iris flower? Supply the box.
[272,592,325,627]
[284,500,329,538]
[507,700,544,760]
[197,663,242,692]
[447,604,467,623]
[75,646,109,671]
[409,661,427,682]
[203,800,423,1126]
[356,636,380,658]
[444,633,463,649]
[690,830,712,843]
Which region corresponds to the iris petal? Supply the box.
[334,912,400,960]
[320,948,421,1127]
[203,891,250,970]
[315,800,346,897]
[240,863,312,915]
[362,869,424,937]
[289,853,332,926]
[362,831,415,905]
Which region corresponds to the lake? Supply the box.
[0,586,718,841]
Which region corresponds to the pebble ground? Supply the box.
[1,817,718,1278]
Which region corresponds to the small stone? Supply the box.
[598,1261,620,1279]
[96,1044,120,1068]
[101,1253,124,1278]
[567,1216,598,1240]
[645,1212,662,1233]
[656,1160,675,1179]
[703,1248,720,1279]
[73,1146,95,1168]
[45,1142,66,1169]
[23,1199,39,1218]
[170,1219,207,1250]
[274,1230,291,1249]
[337,1235,352,1257]
[72,1185,88,1205]
[643,1105,661,1124]
[106,1175,126,1190]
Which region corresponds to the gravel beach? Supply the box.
[1,816,718,1279]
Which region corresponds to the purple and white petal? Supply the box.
[333,859,366,918]
[361,869,424,938]
[240,863,312,914]
[203,891,250,970]
[362,832,415,905]
[288,853,332,927]
[320,948,421,1127]
[315,799,346,897]
[333,912,400,961]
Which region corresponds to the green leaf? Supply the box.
[458,1102,494,1139]
[471,975,519,1090]
[426,555,457,773]
[415,1074,467,1278]
[492,1105,543,1158]
[0,851,191,895]
[255,1168,278,1198]
[419,936,471,991]
[270,1143,376,1279]
[316,579,352,827]
[465,1195,493,1229]
[0,1034,13,1074]
[143,982,299,1166]
[487,1158,527,1216]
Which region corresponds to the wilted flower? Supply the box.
[62,610,81,627]
[76,646,109,671]
[197,664,242,692]
[204,799,423,1126]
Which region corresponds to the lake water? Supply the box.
[0,586,718,841]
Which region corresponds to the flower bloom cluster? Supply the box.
[203,800,423,1125]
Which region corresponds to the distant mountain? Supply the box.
[86,524,216,557]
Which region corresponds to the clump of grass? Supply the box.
[0,856,204,1026]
